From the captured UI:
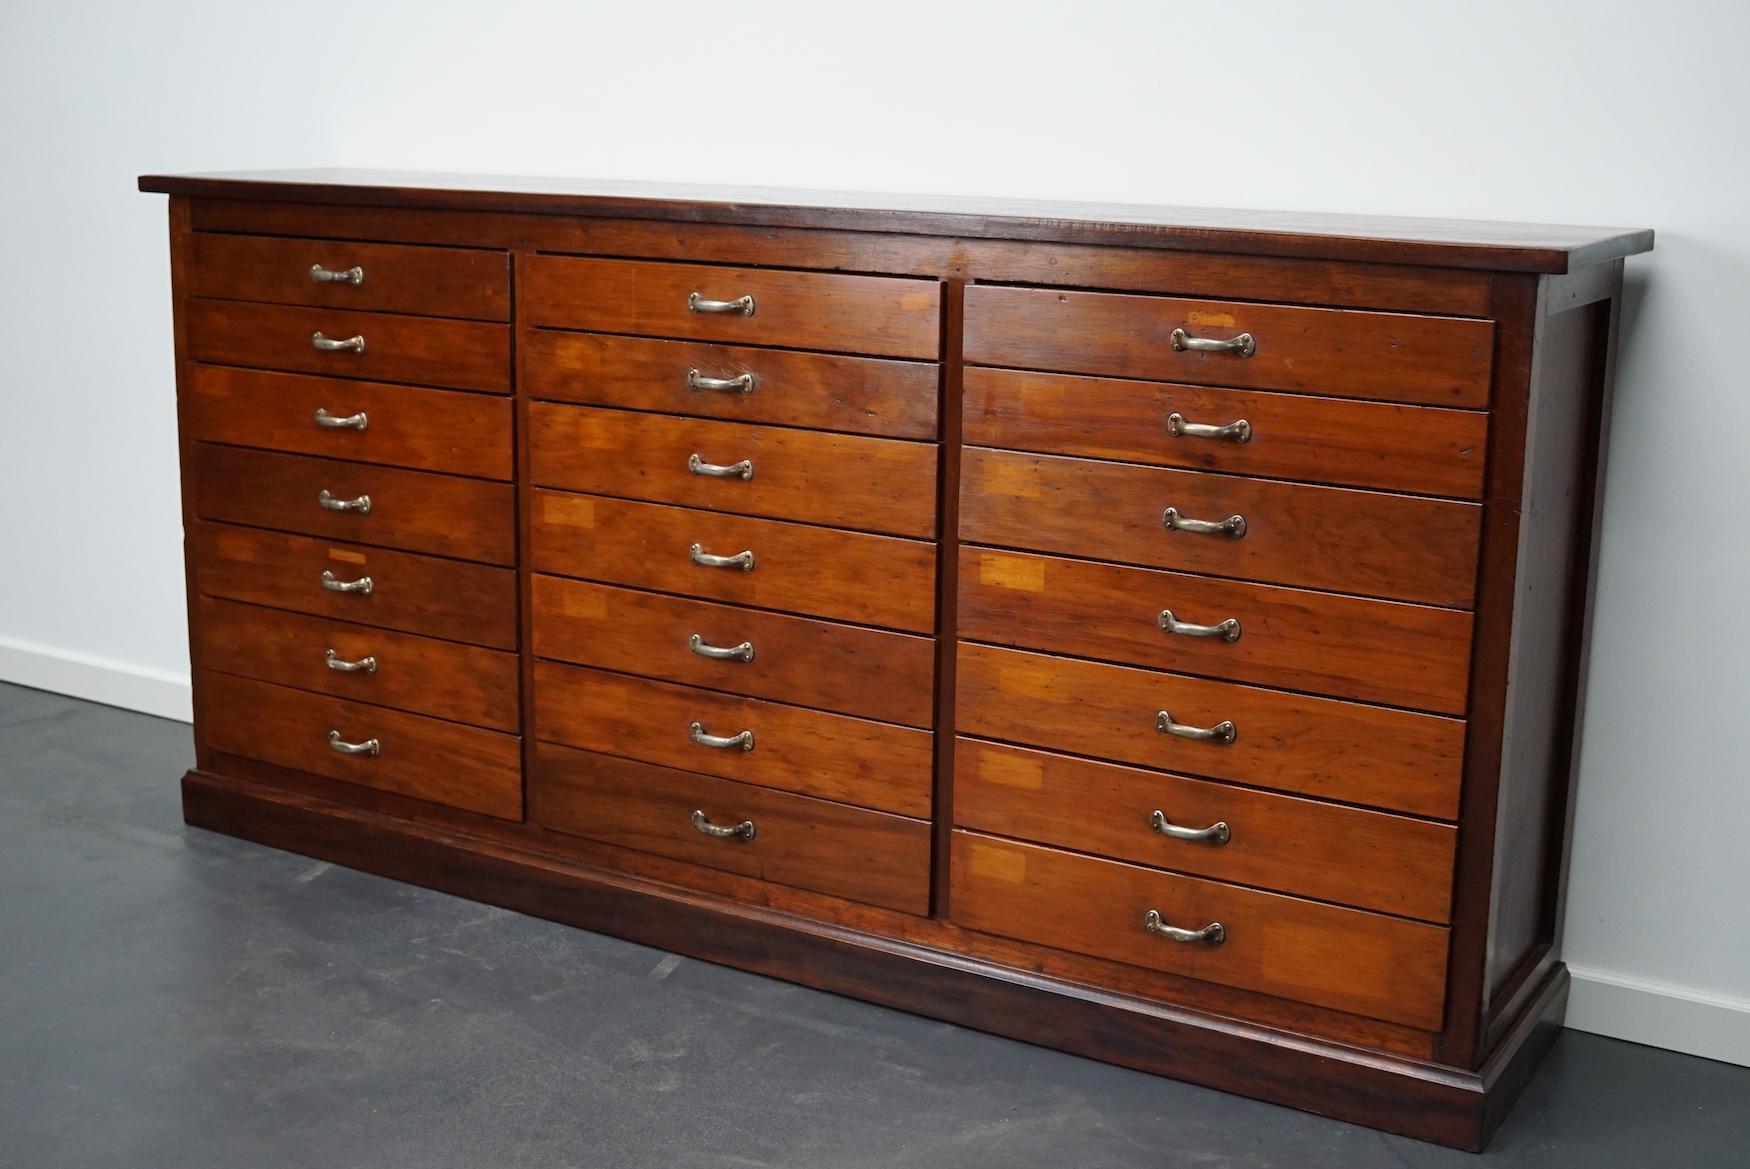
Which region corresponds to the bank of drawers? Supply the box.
[524,256,942,915]
[183,232,521,819]
[949,282,1490,1029]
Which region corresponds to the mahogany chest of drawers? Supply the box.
[139,169,1652,1149]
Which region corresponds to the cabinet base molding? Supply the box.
[181,768,1567,1151]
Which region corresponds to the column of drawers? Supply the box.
[180,234,523,820]
[520,256,944,915]
[948,285,1493,1031]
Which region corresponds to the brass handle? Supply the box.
[324,649,377,674]
[688,453,754,480]
[1158,609,1241,643]
[320,570,373,595]
[310,264,365,286]
[689,634,755,662]
[686,369,756,395]
[314,408,367,430]
[326,729,380,757]
[1150,809,1231,845]
[1170,328,1255,358]
[689,543,755,572]
[688,292,756,316]
[317,489,372,514]
[311,331,366,354]
[691,809,756,841]
[1163,507,1246,539]
[1155,709,1237,745]
[688,721,754,751]
[1142,909,1225,945]
[1167,412,1252,443]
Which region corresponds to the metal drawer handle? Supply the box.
[314,408,368,430]
[1170,328,1255,358]
[689,543,755,572]
[688,292,756,316]
[689,634,755,662]
[317,489,372,514]
[688,721,754,751]
[324,649,378,674]
[691,809,756,842]
[326,729,380,757]
[1167,413,1252,443]
[1158,609,1241,643]
[688,453,754,481]
[1155,709,1237,745]
[320,570,373,595]
[310,264,365,286]
[1142,909,1225,945]
[1163,507,1246,539]
[1150,809,1231,845]
[311,331,366,354]
[686,369,756,395]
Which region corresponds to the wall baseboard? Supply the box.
[0,635,192,723]
[1567,965,1750,1067]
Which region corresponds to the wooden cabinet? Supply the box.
[141,168,1652,1151]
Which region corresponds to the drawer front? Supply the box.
[197,597,519,732]
[202,672,523,820]
[529,404,937,538]
[961,448,1481,607]
[955,740,1456,922]
[950,832,1449,1030]
[964,285,1493,407]
[524,330,939,440]
[959,547,1473,715]
[530,490,936,633]
[524,256,941,359]
[964,368,1487,499]
[184,233,510,320]
[957,644,1463,819]
[536,743,931,914]
[185,366,513,480]
[534,662,933,818]
[531,577,935,727]
[192,445,515,564]
[191,522,517,649]
[185,299,511,392]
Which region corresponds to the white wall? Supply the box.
[3,0,1745,1062]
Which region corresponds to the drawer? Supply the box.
[529,404,937,538]
[191,522,517,649]
[535,742,931,914]
[963,368,1487,498]
[530,490,936,633]
[524,256,940,359]
[202,672,522,820]
[533,662,932,818]
[964,285,1493,407]
[196,597,519,732]
[192,445,515,564]
[184,233,510,320]
[185,299,511,392]
[524,330,939,439]
[955,740,1456,922]
[950,832,1448,1030]
[957,644,1463,820]
[531,577,935,727]
[958,548,1473,715]
[961,448,1480,608]
[185,366,513,480]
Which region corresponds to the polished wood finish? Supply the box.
[523,330,938,439]
[535,742,931,914]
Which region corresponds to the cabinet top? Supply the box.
[138,168,1651,274]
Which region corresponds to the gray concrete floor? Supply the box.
[2,681,1746,1168]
